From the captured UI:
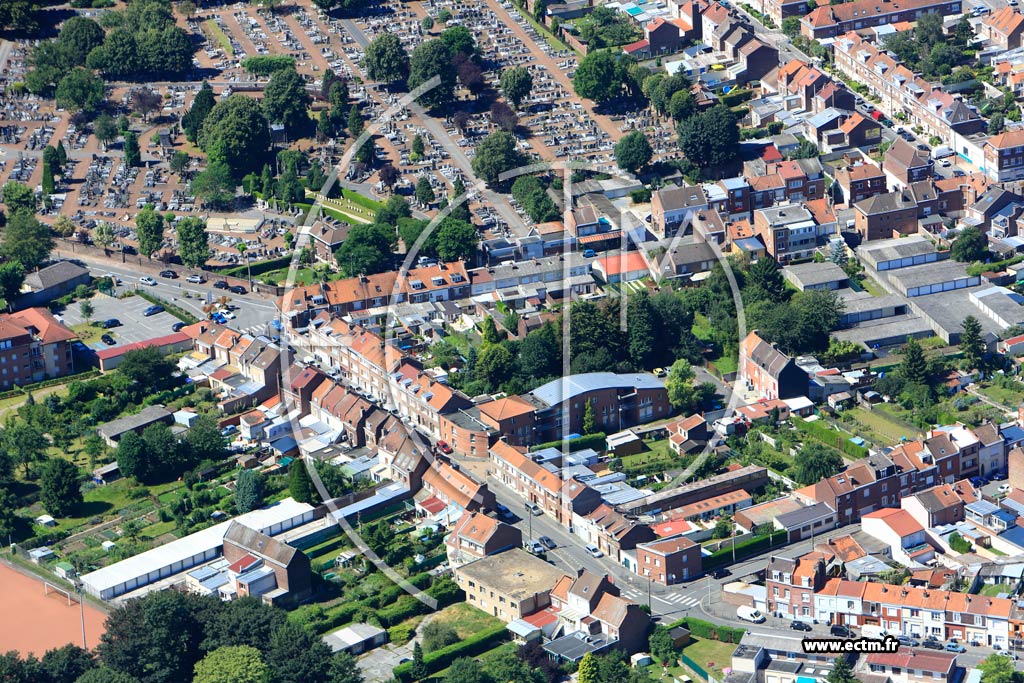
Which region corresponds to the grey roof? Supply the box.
[24,261,89,291]
[756,204,813,226]
[858,235,937,265]
[223,521,300,568]
[967,500,1000,516]
[543,631,614,661]
[656,184,708,211]
[776,502,835,528]
[887,260,973,289]
[885,137,931,169]
[529,373,665,408]
[784,261,848,288]
[855,189,917,216]
[96,405,172,439]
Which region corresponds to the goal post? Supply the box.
[43,582,78,607]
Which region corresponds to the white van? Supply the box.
[862,625,889,640]
[737,606,766,623]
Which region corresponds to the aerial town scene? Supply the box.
[5,0,1024,681]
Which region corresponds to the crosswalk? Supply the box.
[620,587,701,608]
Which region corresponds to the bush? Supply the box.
[241,55,296,76]
[792,416,868,459]
[703,530,788,569]
[531,433,606,453]
[392,623,509,682]
[665,617,746,643]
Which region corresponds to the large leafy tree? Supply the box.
[573,51,620,103]
[2,211,54,270]
[234,469,265,514]
[614,130,652,174]
[193,646,268,683]
[176,217,209,268]
[190,161,236,210]
[334,223,393,277]
[363,33,409,84]
[678,104,740,171]
[198,95,272,179]
[960,315,985,371]
[262,68,310,136]
[793,443,843,485]
[59,17,106,61]
[2,181,34,215]
[40,458,83,517]
[0,262,23,310]
[116,431,149,482]
[431,217,478,262]
[185,414,227,462]
[408,39,457,108]
[76,667,140,683]
[183,82,216,143]
[499,66,533,108]
[470,131,523,187]
[665,359,697,411]
[200,597,286,653]
[56,67,105,116]
[951,225,988,263]
[267,622,335,683]
[135,205,165,259]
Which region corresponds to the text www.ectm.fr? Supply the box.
[802,637,901,654]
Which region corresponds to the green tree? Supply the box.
[92,221,116,252]
[745,256,786,303]
[678,105,740,172]
[190,160,237,210]
[183,82,216,143]
[198,95,272,179]
[951,225,989,263]
[614,130,653,174]
[665,359,697,411]
[441,25,476,57]
[234,469,265,514]
[976,653,1016,683]
[582,401,597,435]
[408,39,457,107]
[793,443,843,486]
[267,622,335,683]
[363,33,410,84]
[415,176,435,206]
[2,211,54,270]
[334,223,393,276]
[500,66,534,108]
[3,181,35,215]
[124,131,141,168]
[960,315,985,371]
[170,151,191,177]
[94,114,118,150]
[668,88,695,121]
[476,344,514,387]
[175,217,209,268]
[825,658,857,683]
[470,131,523,186]
[80,300,94,323]
[0,486,18,540]
[648,625,675,665]
[421,622,459,653]
[0,261,25,309]
[578,652,599,683]
[289,460,315,503]
[116,431,148,482]
[431,216,477,262]
[136,205,165,259]
[41,161,55,196]
[899,336,929,385]
[185,618,284,669]
[327,652,362,683]
[411,643,427,682]
[443,658,488,683]
[60,16,108,57]
[782,16,801,37]
[185,414,227,462]
[263,68,310,136]
[55,67,105,116]
[76,667,140,683]
[573,51,620,103]
[40,458,82,518]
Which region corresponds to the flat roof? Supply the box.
[858,235,937,264]
[530,372,664,407]
[911,286,1010,338]
[840,293,907,315]
[887,260,973,290]
[456,548,566,601]
[81,498,313,594]
[784,261,848,288]
[833,313,933,347]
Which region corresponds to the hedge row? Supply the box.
[300,572,448,635]
[241,55,295,75]
[703,530,788,569]
[222,255,294,279]
[0,369,103,401]
[530,432,607,453]
[341,188,385,212]
[792,416,868,459]
[135,291,199,324]
[393,623,510,682]
[665,616,746,644]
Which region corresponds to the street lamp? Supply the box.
[525,502,533,543]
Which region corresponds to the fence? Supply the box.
[681,653,709,681]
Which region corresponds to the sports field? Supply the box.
[0,563,106,655]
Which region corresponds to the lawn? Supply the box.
[682,637,737,680]
[974,379,1024,408]
[979,583,1016,597]
[860,276,888,297]
[427,602,503,639]
[844,406,919,445]
[203,19,234,57]
[72,322,104,345]
[619,440,680,474]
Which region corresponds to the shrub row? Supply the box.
[135,291,199,324]
[222,255,294,279]
[792,416,868,459]
[703,530,788,569]
[531,432,606,453]
[665,616,746,644]
[241,55,295,75]
[393,623,510,682]
[341,188,385,212]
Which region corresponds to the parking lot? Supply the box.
[59,292,184,349]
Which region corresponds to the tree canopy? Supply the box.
[262,68,310,136]
[499,66,533,108]
[614,130,653,174]
[678,105,740,173]
[408,40,457,108]
[470,131,523,187]
[363,33,410,84]
[198,95,272,179]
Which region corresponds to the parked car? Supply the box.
[103,274,122,284]
[186,274,205,284]
[585,544,603,558]
[999,483,1013,494]
[992,470,1008,481]
[922,639,944,650]
[737,607,766,624]
[970,476,987,487]
[101,318,121,329]
[526,502,543,516]
[101,334,116,345]
[830,625,855,638]
[997,651,1019,661]
[653,367,667,378]
[945,642,966,653]
[896,635,920,647]
[211,313,227,325]
[526,540,545,555]
[495,503,514,521]
[790,621,812,632]
[582,249,596,258]
[436,440,453,455]
[229,285,247,294]
[539,536,557,550]
[160,270,178,279]
[710,567,731,579]
[213,280,230,290]
[171,322,185,332]
[142,305,164,317]
[139,276,157,286]
[221,425,237,436]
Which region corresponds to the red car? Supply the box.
[436,440,453,455]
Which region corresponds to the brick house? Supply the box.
[445,511,523,568]
[883,138,935,190]
[631,534,702,585]
[980,7,1024,50]
[835,161,887,205]
[766,552,826,620]
[802,0,962,39]
[0,307,76,389]
[901,484,966,529]
[854,190,919,242]
[739,330,807,400]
